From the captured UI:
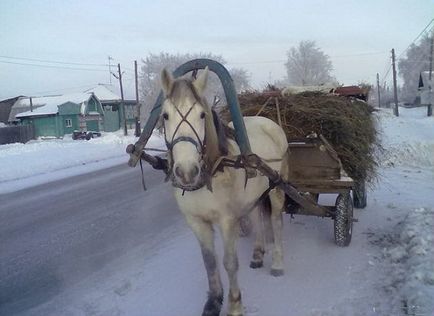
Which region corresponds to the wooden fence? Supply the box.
[0,125,35,145]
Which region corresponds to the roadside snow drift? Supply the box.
[0,130,164,193]
[379,107,434,167]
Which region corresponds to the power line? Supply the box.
[381,64,392,84]
[0,55,109,67]
[29,83,103,96]
[380,19,434,84]
[331,51,387,58]
[228,59,285,65]
[397,19,434,60]
[227,51,388,66]
[400,60,431,63]
[0,60,107,72]
[379,50,394,84]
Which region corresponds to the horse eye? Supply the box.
[162,112,169,120]
[200,112,206,119]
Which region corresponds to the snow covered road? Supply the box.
[0,107,433,315]
[4,164,432,316]
[0,164,183,315]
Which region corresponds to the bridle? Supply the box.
[163,100,205,156]
[162,99,210,191]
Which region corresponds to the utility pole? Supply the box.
[391,48,399,116]
[117,63,127,136]
[29,96,33,112]
[428,34,433,117]
[108,56,113,85]
[134,60,141,137]
[376,73,381,108]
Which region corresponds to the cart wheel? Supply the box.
[353,180,367,209]
[86,132,92,140]
[334,192,353,247]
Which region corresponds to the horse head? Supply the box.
[160,67,220,191]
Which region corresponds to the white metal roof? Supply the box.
[84,85,120,102]
[15,92,95,118]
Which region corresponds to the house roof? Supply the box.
[0,96,21,123]
[84,85,120,102]
[419,71,433,89]
[14,93,97,118]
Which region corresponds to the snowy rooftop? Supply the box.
[84,85,120,102]
[14,93,96,118]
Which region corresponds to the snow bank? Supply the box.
[377,107,434,168]
[0,130,165,193]
[370,207,434,315]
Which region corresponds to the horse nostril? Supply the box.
[191,165,199,178]
[175,166,183,178]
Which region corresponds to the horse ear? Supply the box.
[161,68,173,95]
[193,66,209,96]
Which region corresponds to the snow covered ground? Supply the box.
[0,130,165,193]
[2,107,434,315]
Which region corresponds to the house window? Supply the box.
[65,119,72,127]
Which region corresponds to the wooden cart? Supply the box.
[284,135,355,246]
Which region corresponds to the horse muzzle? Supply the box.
[173,162,202,189]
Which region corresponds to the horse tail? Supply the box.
[280,149,291,182]
[261,195,274,244]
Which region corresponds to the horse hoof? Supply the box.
[270,268,284,277]
[202,294,223,316]
[202,307,221,316]
[203,311,220,316]
[249,261,263,269]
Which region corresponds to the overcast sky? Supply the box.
[1,0,433,100]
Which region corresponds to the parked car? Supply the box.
[72,130,101,140]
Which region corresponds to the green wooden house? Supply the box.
[15,93,104,138]
[85,85,137,132]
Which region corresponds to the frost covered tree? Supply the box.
[140,52,249,121]
[398,34,433,103]
[285,40,334,85]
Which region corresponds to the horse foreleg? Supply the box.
[269,188,285,276]
[249,206,265,269]
[185,215,223,316]
[220,217,244,316]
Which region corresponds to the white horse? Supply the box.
[160,67,289,316]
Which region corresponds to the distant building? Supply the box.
[5,84,138,138]
[15,93,104,138]
[418,71,433,105]
[0,96,22,124]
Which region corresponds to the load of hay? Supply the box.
[219,88,381,184]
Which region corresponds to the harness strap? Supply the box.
[166,136,200,151]
[165,101,204,153]
[139,158,147,191]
